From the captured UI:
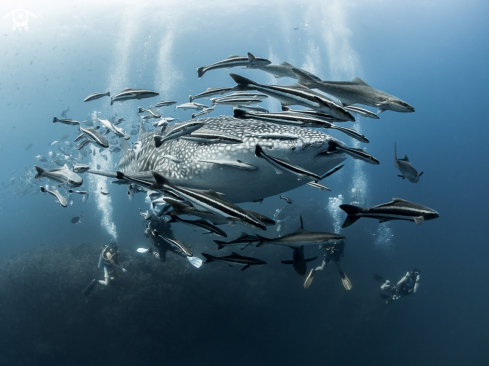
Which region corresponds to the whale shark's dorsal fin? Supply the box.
[351,77,370,86]
[399,155,410,162]
[280,61,293,66]
[138,122,147,141]
[120,138,130,155]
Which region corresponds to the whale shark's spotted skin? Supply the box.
[119,116,346,203]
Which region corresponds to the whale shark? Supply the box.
[111,116,347,203]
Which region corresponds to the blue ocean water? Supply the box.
[0,1,488,365]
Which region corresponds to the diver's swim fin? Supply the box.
[373,273,386,282]
[341,274,352,290]
[187,256,203,268]
[83,279,97,297]
[304,268,315,289]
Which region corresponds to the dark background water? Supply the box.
[0,1,488,365]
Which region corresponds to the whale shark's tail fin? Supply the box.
[339,204,364,228]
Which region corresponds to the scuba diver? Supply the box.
[373,269,420,304]
[98,241,127,286]
[83,241,127,297]
[137,216,203,268]
[303,239,352,290]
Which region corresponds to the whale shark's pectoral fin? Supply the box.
[241,264,251,271]
[414,216,424,225]
[418,172,424,178]
[398,175,405,179]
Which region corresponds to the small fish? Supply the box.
[25,143,33,150]
[72,164,90,173]
[84,91,110,102]
[53,117,80,126]
[71,212,83,224]
[40,186,67,207]
[34,165,83,187]
[34,155,47,162]
[61,106,70,118]
[100,188,109,195]
[394,143,423,183]
[279,195,293,204]
[211,97,262,106]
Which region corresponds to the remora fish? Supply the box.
[175,102,207,111]
[155,100,177,108]
[182,129,243,144]
[111,88,159,106]
[394,143,423,183]
[84,92,110,102]
[230,73,355,122]
[192,106,215,119]
[53,117,80,126]
[190,87,234,102]
[78,125,109,148]
[154,121,205,147]
[235,109,368,143]
[34,164,83,187]
[240,105,269,113]
[255,225,345,248]
[197,159,257,171]
[292,68,415,114]
[151,229,193,257]
[40,186,67,207]
[339,198,439,228]
[164,197,229,225]
[113,116,346,203]
[324,140,379,165]
[213,232,259,250]
[197,53,271,78]
[145,171,267,230]
[168,215,227,237]
[138,106,161,119]
[98,119,130,140]
[344,105,379,119]
[211,97,261,107]
[257,61,322,82]
[201,252,267,271]
[255,144,321,181]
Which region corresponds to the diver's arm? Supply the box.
[397,272,409,286]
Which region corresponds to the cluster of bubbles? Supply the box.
[327,194,344,234]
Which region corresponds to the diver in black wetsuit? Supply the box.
[375,269,420,304]
[142,217,177,261]
[303,239,352,290]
